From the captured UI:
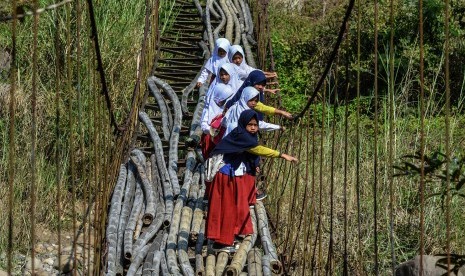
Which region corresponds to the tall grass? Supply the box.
[264,72,465,274]
[0,0,177,262]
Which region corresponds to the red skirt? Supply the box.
[200,133,216,160]
[206,172,255,245]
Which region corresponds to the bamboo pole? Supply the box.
[126,243,151,276]
[213,1,226,41]
[195,220,206,276]
[130,149,156,225]
[215,251,230,276]
[124,180,144,260]
[225,206,258,275]
[149,76,182,196]
[106,164,127,275]
[206,254,216,276]
[247,248,263,276]
[139,111,174,226]
[147,78,171,140]
[255,201,282,275]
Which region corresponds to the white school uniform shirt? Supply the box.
[200,83,234,133]
[197,38,231,84]
[222,87,280,137]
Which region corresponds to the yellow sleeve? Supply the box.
[254,102,276,116]
[247,145,280,158]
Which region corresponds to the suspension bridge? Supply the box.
[1,0,464,275]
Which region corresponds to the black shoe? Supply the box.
[256,190,267,201]
[212,242,236,253]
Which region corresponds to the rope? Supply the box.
[7,1,18,274]
[293,0,355,120]
[85,0,120,134]
[373,0,380,273]
[301,108,313,274]
[388,0,396,272]
[0,0,73,22]
[30,0,39,273]
[317,83,326,273]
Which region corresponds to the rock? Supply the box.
[43,257,55,266]
[25,256,43,270]
[54,254,74,273]
[34,243,47,254]
[396,255,464,276]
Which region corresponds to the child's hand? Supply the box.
[280,126,286,131]
[256,167,261,174]
[278,110,293,119]
[196,82,202,88]
[281,153,298,163]
[265,88,280,95]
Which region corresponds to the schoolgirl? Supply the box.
[225,69,279,111]
[207,110,298,250]
[196,38,231,88]
[222,86,292,137]
[200,83,234,158]
[228,45,277,80]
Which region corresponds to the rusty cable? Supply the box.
[85,0,120,134]
[30,0,39,273]
[373,0,380,273]
[388,0,396,272]
[64,3,78,275]
[7,1,18,274]
[419,0,425,272]
[444,0,451,272]
[343,33,349,276]
[325,68,336,276]
[355,0,364,271]
[294,0,355,121]
[54,6,63,272]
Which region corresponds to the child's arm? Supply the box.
[258,120,281,132]
[196,67,211,88]
[247,146,298,162]
[255,102,293,119]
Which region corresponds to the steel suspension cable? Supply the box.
[7,1,18,274]
[65,4,78,274]
[325,70,336,276]
[287,121,306,269]
[54,8,63,271]
[294,0,355,120]
[30,0,39,273]
[388,0,396,272]
[355,0,363,271]
[301,108,314,275]
[444,0,451,272]
[75,0,87,271]
[373,0,380,273]
[419,0,426,272]
[343,38,349,276]
[85,0,120,133]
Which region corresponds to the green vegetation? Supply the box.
[0,0,177,259]
[266,0,465,273]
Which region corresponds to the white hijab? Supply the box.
[200,83,234,133]
[228,45,254,80]
[223,86,259,137]
[205,62,242,109]
[204,38,230,75]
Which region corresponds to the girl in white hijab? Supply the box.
[196,38,231,88]
[222,87,292,137]
[228,45,278,81]
[201,83,234,134]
